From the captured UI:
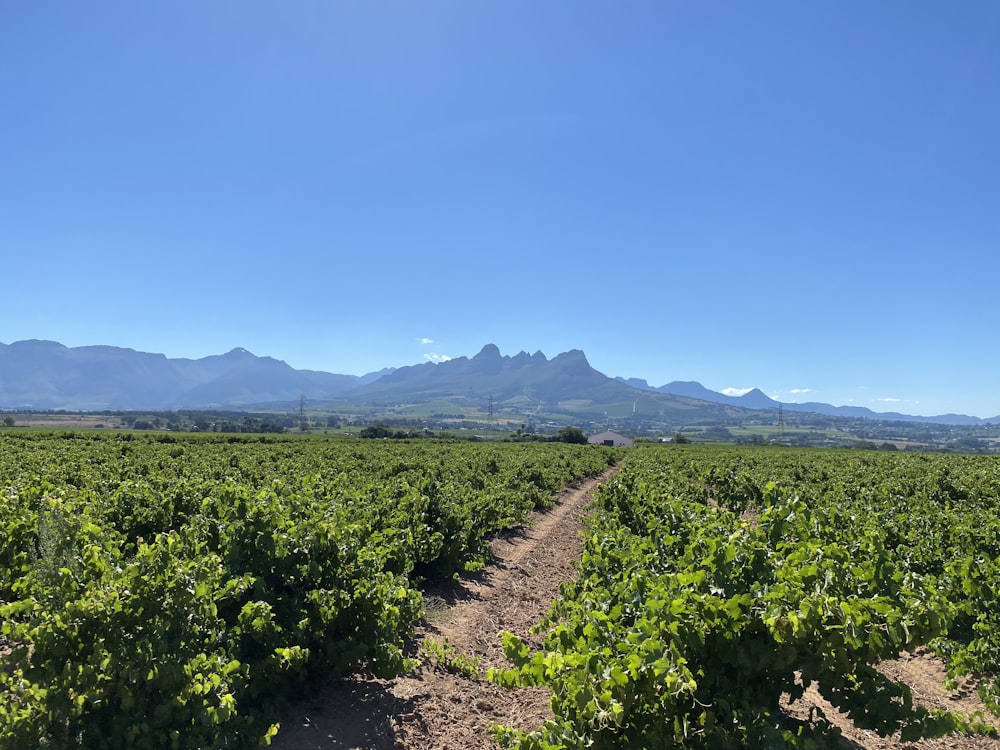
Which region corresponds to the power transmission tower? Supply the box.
[299,393,307,432]
[488,395,494,431]
[777,403,785,438]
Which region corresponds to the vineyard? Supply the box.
[491,445,1000,748]
[0,431,620,748]
[3,435,1000,749]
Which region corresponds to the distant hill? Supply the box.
[657,381,779,410]
[779,401,992,426]
[1,339,996,425]
[342,344,741,422]
[357,344,630,405]
[0,340,381,410]
[661,382,996,426]
[616,375,999,425]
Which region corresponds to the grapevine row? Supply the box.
[0,432,621,748]
[492,445,1000,748]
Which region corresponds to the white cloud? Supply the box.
[418,337,434,345]
[789,388,813,394]
[722,387,753,397]
[877,397,902,403]
[423,352,451,363]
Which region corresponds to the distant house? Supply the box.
[588,430,633,447]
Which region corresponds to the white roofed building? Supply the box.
[587,430,633,447]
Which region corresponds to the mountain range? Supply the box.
[615,378,996,427]
[1,339,997,426]
[0,340,385,411]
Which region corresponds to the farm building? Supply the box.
[588,430,633,447]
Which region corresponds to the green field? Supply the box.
[4,434,1000,748]
[493,444,1000,748]
[0,432,621,748]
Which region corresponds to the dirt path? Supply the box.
[272,465,999,750]
[271,467,615,750]
[784,652,999,749]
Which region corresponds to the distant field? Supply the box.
[0,413,124,428]
[727,424,846,439]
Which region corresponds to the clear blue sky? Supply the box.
[3,2,999,417]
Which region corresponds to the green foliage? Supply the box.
[490,445,1000,748]
[358,423,395,438]
[420,637,482,680]
[0,432,622,749]
[554,426,588,445]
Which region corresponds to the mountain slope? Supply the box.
[648,378,997,426]
[0,340,372,410]
[354,345,630,404]
[343,344,741,422]
[1,339,995,425]
[656,381,779,410]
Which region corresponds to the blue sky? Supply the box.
[3,2,999,417]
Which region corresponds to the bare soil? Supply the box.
[784,652,999,749]
[271,468,611,750]
[272,467,999,750]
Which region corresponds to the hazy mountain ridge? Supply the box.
[1,339,996,425]
[0,340,375,410]
[357,345,636,406]
[615,376,997,425]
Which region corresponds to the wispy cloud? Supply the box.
[418,337,434,345]
[722,387,753,397]
[877,397,902,403]
[789,388,813,394]
[424,352,451,363]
